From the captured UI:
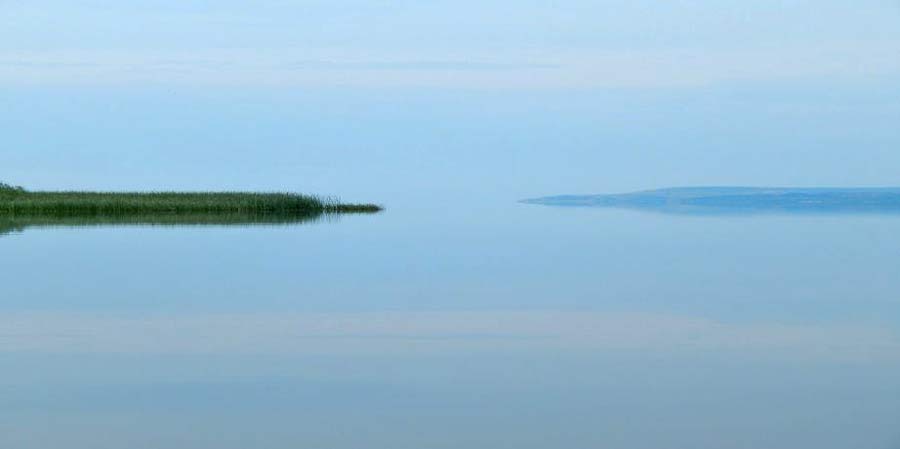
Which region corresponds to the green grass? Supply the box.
[0,182,382,216]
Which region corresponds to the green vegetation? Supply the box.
[0,182,25,194]
[0,182,381,215]
[0,181,380,235]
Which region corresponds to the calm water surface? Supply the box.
[2,197,899,449]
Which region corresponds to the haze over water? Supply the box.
[4,1,900,448]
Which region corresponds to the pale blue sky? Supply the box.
[3,0,900,87]
[2,1,900,200]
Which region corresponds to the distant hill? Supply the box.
[522,187,900,214]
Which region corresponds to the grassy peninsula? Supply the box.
[0,182,381,216]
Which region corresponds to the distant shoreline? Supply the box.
[523,187,900,215]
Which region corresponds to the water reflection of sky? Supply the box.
[2,199,900,448]
[1,311,897,362]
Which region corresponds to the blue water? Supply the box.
[3,85,900,448]
[1,197,899,449]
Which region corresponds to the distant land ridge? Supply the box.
[522,187,900,214]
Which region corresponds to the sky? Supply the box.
[2,0,900,201]
[3,0,900,88]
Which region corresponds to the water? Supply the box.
[1,197,899,449]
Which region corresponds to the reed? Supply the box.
[0,182,381,216]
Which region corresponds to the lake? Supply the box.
[1,196,898,449]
